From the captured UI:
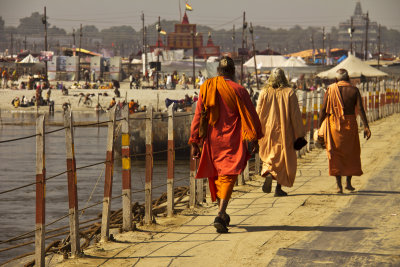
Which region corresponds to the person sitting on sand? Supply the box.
[12,97,20,108]
[20,95,29,107]
[108,97,116,110]
[129,99,136,114]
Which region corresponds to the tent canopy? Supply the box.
[282,57,307,67]
[244,55,287,69]
[317,54,388,79]
[18,54,39,63]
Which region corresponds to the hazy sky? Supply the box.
[0,0,399,32]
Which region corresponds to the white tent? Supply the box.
[131,58,142,64]
[282,57,307,67]
[317,54,388,78]
[19,54,39,63]
[244,55,287,69]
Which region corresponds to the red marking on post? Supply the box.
[104,151,114,198]
[363,96,367,111]
[121,148,130,157]
[145,144,153,183]
[66,158,78,209]
[35,171,45,224]
[122,170,131,189]
[167,140,174,179]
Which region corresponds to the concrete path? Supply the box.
[269,116,400,266]
[54,113,400,267]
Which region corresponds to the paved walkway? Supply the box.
[55,113,400,267]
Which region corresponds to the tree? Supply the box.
[17,12,49,35]
[48,26,66,35]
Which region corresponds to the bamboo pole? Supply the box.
[144,105,153,224]
[35,115,45,267]
[167,103,175,217]
[189,102,197,208]
[100,107,116,242]
[63,107,81,257]
[121,105,132,231]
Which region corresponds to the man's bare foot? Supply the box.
[337,187,343,194]
[345,185,356,191]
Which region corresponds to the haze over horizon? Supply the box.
[0,0,399,32]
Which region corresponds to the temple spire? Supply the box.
[354,1,362,16]
[182,12,189,24]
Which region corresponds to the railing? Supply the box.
[0,78,399,266]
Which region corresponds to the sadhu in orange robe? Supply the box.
[320,81,363,176]
[189,76,263,202]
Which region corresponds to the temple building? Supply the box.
[158,12,220,59]
[338,1,378,54]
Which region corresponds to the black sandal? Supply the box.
[262,174,273,193]
[214,216,228,233]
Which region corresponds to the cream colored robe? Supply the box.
[256,87,305,187]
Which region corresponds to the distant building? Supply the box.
[338,1,378,54]
[162,12,220,59]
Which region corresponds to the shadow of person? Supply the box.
[236,225,372,233]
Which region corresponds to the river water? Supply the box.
[0,112,191,263]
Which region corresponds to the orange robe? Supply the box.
[323,82,363,176]
[256,87,305,187]
[189,77,263,201]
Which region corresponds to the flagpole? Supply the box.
[179,0,182,21]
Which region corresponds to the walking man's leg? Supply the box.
[345,176,355,191]
[336,176,343,193]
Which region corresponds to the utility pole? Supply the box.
[72,29,76,56]
[232,24,236,56]
[348,17,354,55]
[240,11,246,86]
[377,24,381,69]
[78,24,82,82]
[322,27,325,66]
[156,16,161,89]
[364,11,369,61]
[42,6,48,79]
[191,30,195,87]
[142,12,147,77]
[24,35,27,51]
[310,33,315,62]
[10,33,13,58]
[249,23,260,91]
[327,33,331,65]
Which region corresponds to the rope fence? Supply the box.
[1,81,399,266]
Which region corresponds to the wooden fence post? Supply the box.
[144,105,153,224]
[254,153,261,175]
[100,107,116,242]
[121,105,132,231]
[167,103,175,217]
[64,108,81,257]
[35,115,45,267]
[300,91,307,156]
[196,178,205,204]
[189,103,197,208]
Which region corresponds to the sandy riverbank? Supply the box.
[0,81,200,113]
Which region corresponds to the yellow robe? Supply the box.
[256,87,305,187]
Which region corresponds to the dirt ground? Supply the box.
[10,113,400,267]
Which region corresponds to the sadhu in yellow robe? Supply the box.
[256,87,305,187]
